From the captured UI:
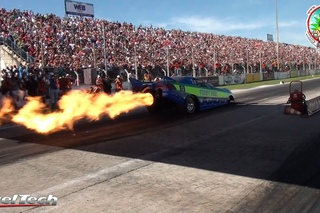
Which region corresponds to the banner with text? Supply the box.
[222,74,245,85]
[289,70,298,78]
[263,72,274,80]
[274,72,289,79]
[299,70,307,76]
[246,73,261,83]
[65,0,94,17]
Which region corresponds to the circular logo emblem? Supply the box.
[306,5,320,47]
[233,75,242,83]
[224,76,233,84]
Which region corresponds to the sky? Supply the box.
[1,0,318,47]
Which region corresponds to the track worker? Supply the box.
[102,75,112,95]
[94,75,103,93]
[115,75,123,92]
[48,72,59,111]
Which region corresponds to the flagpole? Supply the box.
[276,0,279,71]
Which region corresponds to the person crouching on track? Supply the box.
[115,75,123,92]
[48,72,59,111]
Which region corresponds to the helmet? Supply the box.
[117,75,120,78]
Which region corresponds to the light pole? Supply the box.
[92,42,96,69]
[213,45,216,74]
[276,0,280,71]
[102,22,107,75]
[192,47,195,77]
[246,48,249,74]
[41,39,44,69]
[259,51,262,73]
[134,42,138,79]
[166,47,170,77]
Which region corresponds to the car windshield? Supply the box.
[204,82,214,88]
[194,80,214,88]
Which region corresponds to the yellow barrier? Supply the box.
[246,73,261,83]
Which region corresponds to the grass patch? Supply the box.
[218,74,320,90]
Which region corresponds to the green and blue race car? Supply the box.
[130,76,235,114]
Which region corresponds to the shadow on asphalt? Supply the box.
[5,103,320,190]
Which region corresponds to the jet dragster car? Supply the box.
[129,76,235,114]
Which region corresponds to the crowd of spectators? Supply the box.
[0,8,319,79]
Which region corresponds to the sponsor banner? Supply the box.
[246,73,261,83]
[198,76,219,86]
[309,70,316,75]
[65,0,94,17]
[290,70,298,77]
[223,74,244,85]
[275,72,288,79]
[300,70,307,76]
[267,34,273,42]
[306,96,320,116]
[263,72,274,80]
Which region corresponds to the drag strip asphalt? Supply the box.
[0,78,320,212]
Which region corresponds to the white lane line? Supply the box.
[34,158,150,196]
[33,110,280,197]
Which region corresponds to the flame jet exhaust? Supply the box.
[0,90,153,134]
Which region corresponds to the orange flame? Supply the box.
[0,97,15,125]
[1,90,153,134]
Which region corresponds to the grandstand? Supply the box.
[0,8,318,80]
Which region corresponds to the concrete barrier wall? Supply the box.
[79,68,319,88]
